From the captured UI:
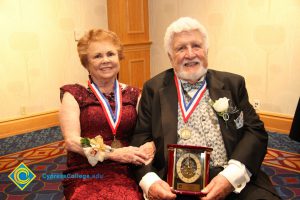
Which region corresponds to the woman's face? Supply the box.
[86,40,120,82]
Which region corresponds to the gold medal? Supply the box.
[179,127,192,140]
[111,137,123,148]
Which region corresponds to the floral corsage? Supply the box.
[81,135,112,166]
[210,97,238,122]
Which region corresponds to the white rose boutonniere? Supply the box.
[210,97,230,121]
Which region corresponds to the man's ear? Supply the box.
[168,53,173,63]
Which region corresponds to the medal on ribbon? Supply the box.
[88,79,123,148]
[174,75,207,140]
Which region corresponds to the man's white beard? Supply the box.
[176,65,208,82]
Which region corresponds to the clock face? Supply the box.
[176,153,202,183]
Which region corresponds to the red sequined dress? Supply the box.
[60,83,143,200]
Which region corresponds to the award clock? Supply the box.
[167,144,212,196]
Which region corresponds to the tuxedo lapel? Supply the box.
[159,72,178,160]
[206,70,232,101]
[206,70,236,156]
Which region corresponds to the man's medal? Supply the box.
[88,79,123,148]
[179,126,192,140]
[174,75,207,140]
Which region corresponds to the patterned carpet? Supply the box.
[262,149,300,200]
[0,140,66,200]
[0,127,299,200]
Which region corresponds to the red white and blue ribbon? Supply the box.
[88,79,122,134]
[174,75,207,123]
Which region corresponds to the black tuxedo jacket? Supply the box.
[131,68,273,193]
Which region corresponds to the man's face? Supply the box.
[169,30,208,83]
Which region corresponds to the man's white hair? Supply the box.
[164,17,209,55]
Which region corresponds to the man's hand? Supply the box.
[148,180,176,200]
[201,174,234,200]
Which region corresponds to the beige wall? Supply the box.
[149,0,300,116]
[1,0,299,121]
[0,0,107,121]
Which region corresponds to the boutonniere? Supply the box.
[210,97,230,121]
[210,97,239,122]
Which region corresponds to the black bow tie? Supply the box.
[181,81,203,92]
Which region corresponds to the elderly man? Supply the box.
[131,17,280,200]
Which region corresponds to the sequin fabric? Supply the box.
[60,84,143,200]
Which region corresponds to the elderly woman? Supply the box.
[59,29,154,200]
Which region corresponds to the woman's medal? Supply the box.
[111,136,123,148]
[174,75,207,140]
[88,79,123,148]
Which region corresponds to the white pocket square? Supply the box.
[234,111,244,129]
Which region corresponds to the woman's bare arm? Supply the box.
[59,92,84,155]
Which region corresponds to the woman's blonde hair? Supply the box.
[77,29,123,68]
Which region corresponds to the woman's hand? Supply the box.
[139,141,156,165]
[106,146,149,165]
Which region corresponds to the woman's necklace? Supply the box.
[88,79,123,148]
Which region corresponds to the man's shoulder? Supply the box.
[207,69,244,81]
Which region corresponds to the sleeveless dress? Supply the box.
[60,83,143,200]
